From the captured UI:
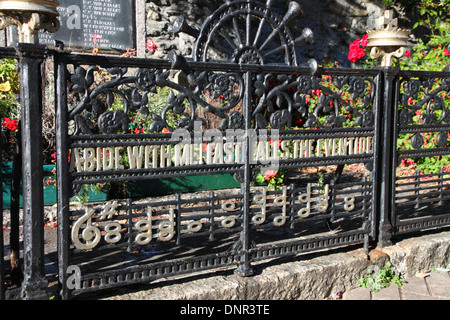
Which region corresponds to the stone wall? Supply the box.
[144,0,385,66]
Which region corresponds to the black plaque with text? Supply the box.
[39,0,136,53]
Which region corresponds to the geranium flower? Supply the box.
[264,170,277,181]
[348,37,367,63]
[1,117,18,131]
[444,48,450,56]
[360,34,369,47]
[145,40,158,52]
[348,39,366,63]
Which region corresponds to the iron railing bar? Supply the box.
[395,193,450,204]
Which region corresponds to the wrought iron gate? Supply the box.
[1,0,449,300]
[389,70,450,238]
[53,1,382,299]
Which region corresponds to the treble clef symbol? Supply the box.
[71,208,101,250]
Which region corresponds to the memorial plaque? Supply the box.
[39,0,136,53]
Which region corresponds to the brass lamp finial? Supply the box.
[0,0,60,44]
[366,10,410,67]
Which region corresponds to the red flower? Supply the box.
[444,49,450,56]
[1,117,19,131]
[269,139,282,148]
[348,38,366,63]
[264,170,277,181]
[360,34,369,47]
[405,50,411,57]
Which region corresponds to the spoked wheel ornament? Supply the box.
[174,0,316,67]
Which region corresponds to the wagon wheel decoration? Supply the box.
[173,0,317,130]
[174,0,314,66]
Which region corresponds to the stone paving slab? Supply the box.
[427,271,450,298]
[343,270,450,300]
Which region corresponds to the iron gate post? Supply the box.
[377,66,399,247]
[54,51,72,300]
[234,70,254,277]
[0,117,3,300]
[15,43,48,300]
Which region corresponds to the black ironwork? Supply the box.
[0,108,3,301]
[0,0,449,300]
[390,69,450,239]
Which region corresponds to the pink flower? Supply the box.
[444,49,450,56]
[145,40,158,52]
[360,34,369,47]
[405,50,411,57]
[91,34,102,40]
[264,170,277,181]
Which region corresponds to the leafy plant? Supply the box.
[358,261,405,292]
[256,169,285,190]
[0,58,20,127]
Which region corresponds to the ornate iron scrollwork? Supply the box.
[252,73,376,129]
[400,77,450,126]
[67,65,245,134]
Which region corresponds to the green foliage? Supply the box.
[0,58,20,120]
[127,86,183,134]
[256,169,285,190]
[358,262,405,292]
[393,0,450,71]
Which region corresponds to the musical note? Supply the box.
[187,221,203,233]
[344,196,356,212]
[135,206,153,245]
[221,200,238,228]
[298,184,312,218]
[273,186,287,226]
[159,209,175,241]
[298,183,330,218]
[252,188,267,225]
[71,208,101,250]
